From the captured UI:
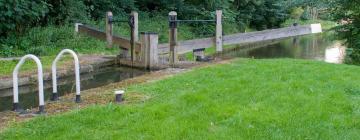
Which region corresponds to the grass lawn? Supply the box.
[0,56,73,78]
[1,59,360,139]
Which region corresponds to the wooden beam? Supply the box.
[223,24,319,46]
[158,24,322,55]
[77,24,142,52]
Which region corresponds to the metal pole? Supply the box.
[13,54,45,113]
[52,49,81,103]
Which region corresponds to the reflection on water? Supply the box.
[325,42,346,64]
[221,33,346,63]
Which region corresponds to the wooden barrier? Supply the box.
[75,24,142,52]
[158,24,322,55]
[140,32,159,69]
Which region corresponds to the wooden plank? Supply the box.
[157,37,215,54]
[158,24,320,55]
[177,37,215,53]
[78,24,142,52]
[223,25,313,46]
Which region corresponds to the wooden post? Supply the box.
[140,32,159,70]
[169,11,177,67]
[132,11,139,42]
[148,33,159,69]
[215,10,223,52]
[106,11,113,48]
[130,11,139,63]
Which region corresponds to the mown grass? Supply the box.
[0,56,72,78]
[1,59,359,139]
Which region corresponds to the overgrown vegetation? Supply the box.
[0,0,334,58]
[1,59,359,139]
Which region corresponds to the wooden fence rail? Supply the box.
[75,24,142,52]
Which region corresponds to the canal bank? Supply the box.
[1,58,359,139]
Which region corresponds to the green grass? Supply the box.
[1,59,360,139]
[281,19,338,31]
[0,56,71,77]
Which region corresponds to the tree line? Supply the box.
[1,0,359,64]
[0,0,330,38]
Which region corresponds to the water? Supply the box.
[219,33,346,63]
[0,67,147,111]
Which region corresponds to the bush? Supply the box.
[0,0,49,37]
[290,7,304,19]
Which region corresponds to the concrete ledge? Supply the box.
[0,56,116,90]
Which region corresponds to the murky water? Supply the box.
[219,33,346,63]
[0,67,147,111]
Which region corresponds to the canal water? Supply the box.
[0,67,147,111]
[0,32,345,111]
[219,33,346,64]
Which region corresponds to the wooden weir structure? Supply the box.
[75,10,322,69]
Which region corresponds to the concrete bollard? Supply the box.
[115,90,125,103]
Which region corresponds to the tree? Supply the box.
[330,0,360,64]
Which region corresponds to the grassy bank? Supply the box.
[281,19,338,31]
[1,59,359,139]
[0,56,73,78]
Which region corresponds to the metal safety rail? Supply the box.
[51,49,81,103]
[13,54,45,113]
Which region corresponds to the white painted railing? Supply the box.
[13,54,45,113]
[51,49,81,102]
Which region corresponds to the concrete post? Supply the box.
[169,11,178,67]
[106,11,113,48]
[216,10,223,52]
[140,32,159,69]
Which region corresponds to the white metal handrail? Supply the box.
[13,54,45,113]
[51,49,81,102]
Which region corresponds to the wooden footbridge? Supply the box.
[76,10,322,69]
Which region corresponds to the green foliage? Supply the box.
[1,59,360,139]
[44,0,89,24]
[330,0,360,64]
[0,25,119,57]
[0,0,338,58]
[0,0,49,36]
[290,7,304,19]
